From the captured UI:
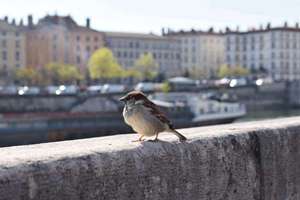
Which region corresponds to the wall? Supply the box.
[0,117,300,200]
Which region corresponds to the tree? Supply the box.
[122,69,141,78]
[58,64,83,84]
[231,65,250,76]
[16,67,40,85]
[44,63,82,84]
[133,53,158,80]
[161,81,171,93]
[88,48,123,80]
[217,64,231,78]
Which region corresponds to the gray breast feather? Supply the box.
[122,104,166,136]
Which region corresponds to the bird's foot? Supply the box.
[148,138,160,142]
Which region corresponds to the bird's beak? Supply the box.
[119,96,127,102]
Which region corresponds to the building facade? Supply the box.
[104,32,182,78]
[26,15,105,71]
[165,29,225,78]
[225,24,300,80]
[0,18,26,79]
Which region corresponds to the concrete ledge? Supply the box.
[1,117,300,200]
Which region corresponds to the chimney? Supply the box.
[161,28,165,35]
[28,15,33,27]
[86,18,90,28]
[236,26,240,32]
[266,22,271,29]
[19,19,24,26]
[3,16,8,22]
[284,21,288,27]
[296,22,299,28]
[225,27,231,33]
[11,19,16,25]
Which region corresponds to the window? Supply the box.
[271,62,276,69]
[2,40,6,48]
[76,55,81,64]
[76,36,80,41]
[129,42,133,48]
[94,36,98,42]
[86,36,90,42]
[86,46,91,52]
[164,53,169,59]
[15,32,20,37]
[2,31,6,36]
[53,34,58,40]
[15,51,20,61]
[16,40,20,48]
[2,51,7,60]
[271,52,275,58]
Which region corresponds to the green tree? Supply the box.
[88,48,123,80]
[217,64,231,78]
[16,67,40,85]
[231,65,250,76]
[161,81,171,93]
[133,53,158,80]
[44,63,82,84]
[123,68,141,78]
[58,64,83,84]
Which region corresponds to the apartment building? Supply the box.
[26,15,105,71]
[0,17,26,75]
[225,23,300,80]
[104,32,182,77]
[165,28,225,78]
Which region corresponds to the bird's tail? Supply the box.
[169,128,187,141]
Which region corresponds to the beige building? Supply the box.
[26,15,105,71]
[104,32,182,78]
[165,29,225,78]
[0,18,26,81]
[225,24,300,80]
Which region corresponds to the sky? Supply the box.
[2,0,300,34]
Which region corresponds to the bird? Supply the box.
[119,91,187,142]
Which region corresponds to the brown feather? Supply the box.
[142,98,174,129]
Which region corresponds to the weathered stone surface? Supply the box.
[0,117,300,200]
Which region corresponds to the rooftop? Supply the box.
[104,31,168,40]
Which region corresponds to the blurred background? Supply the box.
[1,0,300,147]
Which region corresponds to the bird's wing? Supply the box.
[143,99,174,129]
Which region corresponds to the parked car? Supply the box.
[134,82,156,92]
[101,84,125,93]
[87,85,103,94]
[56,85,78,95]
[18,86,40,95]
[45,86,59,95]
[2,86,18,95]
[229,78,247,87]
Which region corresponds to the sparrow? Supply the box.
[119,91,187,142]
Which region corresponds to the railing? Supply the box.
[0,117,299,199]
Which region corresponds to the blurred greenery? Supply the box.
[88,48,124,80]
[45,63,82,84]
[133,53,158,80]
[161,81,171,93]
[217,64,250,78]
[16,67,41,85]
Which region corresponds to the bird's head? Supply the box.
[119,91,148,105]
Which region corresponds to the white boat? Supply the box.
[150,92,246,126]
